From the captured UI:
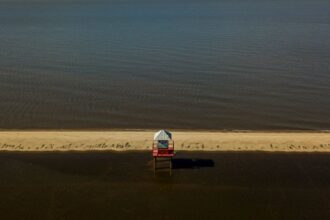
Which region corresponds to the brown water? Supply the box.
[0,151,330,220]
[0,0,330,130]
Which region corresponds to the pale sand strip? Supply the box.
[0,131,329,152]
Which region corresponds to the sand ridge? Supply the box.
[0,131,329,152]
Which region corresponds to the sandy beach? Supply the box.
[0,131,329,152]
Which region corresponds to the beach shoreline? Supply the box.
[0,130,329,152]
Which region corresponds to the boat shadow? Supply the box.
[172,158,214,169]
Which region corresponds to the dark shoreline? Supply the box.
[0,128,329,132]
[1,151,330,220]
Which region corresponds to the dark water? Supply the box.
[0,152,330,220]
[0,0,330,130]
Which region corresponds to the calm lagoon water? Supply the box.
[0,152,330,220]
[0,0,329,129]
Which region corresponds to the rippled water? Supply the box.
[0,0,329,129]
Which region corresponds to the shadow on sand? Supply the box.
[172,158,214,169]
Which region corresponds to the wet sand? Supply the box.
[0,151,329,220]
[0,131,329,152]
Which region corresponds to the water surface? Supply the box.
[0,0,329,129]
[0,152,330,219]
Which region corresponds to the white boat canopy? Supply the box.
[154,130,172,141]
